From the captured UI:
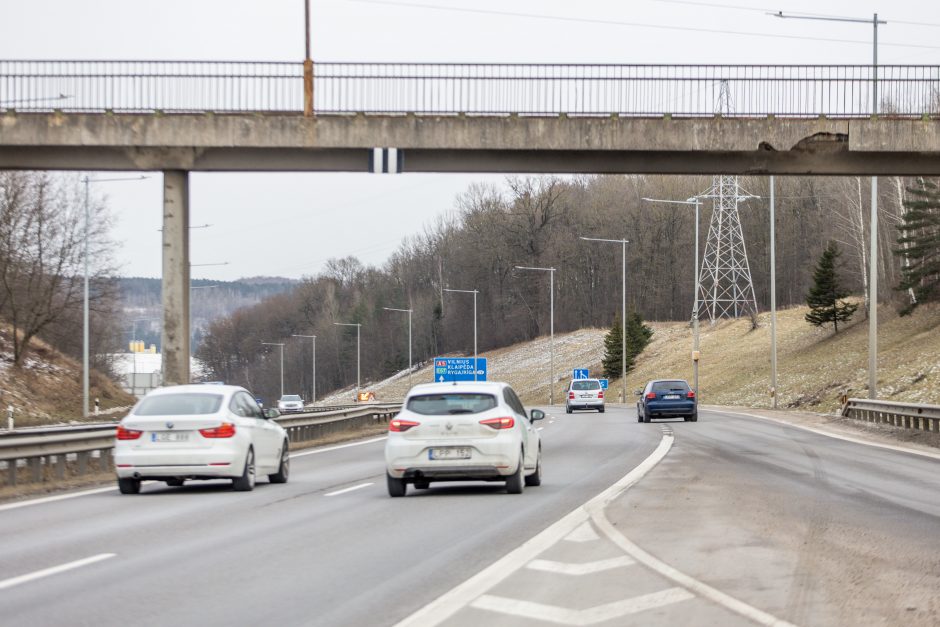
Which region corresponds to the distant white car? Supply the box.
[384,381,544,497]
[277,394,305,414]
[565,378,605,413]
[114,384,290,494]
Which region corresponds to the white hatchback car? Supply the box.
[384,381,544,497]
[114,384,290,494]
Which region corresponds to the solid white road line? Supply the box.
[526,556,634,576]
[324,482,374,497]
[471,588,694,626]
[564,521,600,543]
[0,553,115,591]
[393,432,674,627]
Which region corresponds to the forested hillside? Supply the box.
[198,174,931,403]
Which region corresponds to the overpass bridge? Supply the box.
[2,61,939,384]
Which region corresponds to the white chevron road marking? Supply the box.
[563,521,600,543]
[526,556,634,576]
[470,587,694,625]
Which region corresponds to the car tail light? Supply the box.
[687,391,696,399]
[116,425,143,440]
[569,392,575,400]
[598,391,604,399]
[389,419,420,432]
[646,392,656,400]
[480,416,515,430]
[199,422,236,438]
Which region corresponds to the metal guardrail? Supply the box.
[0,403,401,488]
[842,398,940,433]
[1,61,938,117]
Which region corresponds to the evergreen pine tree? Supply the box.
[602,313,623,379]
[895,178,940,315]
[624,311,654,367]
[805,241,858,332]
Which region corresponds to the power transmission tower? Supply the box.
[694,80,759,323]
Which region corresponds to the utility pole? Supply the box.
[514,266,556,405]
[292,334,317,402]
[580,237,628,404]
[383,308,413,388]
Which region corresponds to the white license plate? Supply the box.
[151,432,190,443]
[429,447,471,460]
[580,394,593,398]
[663,394,681,400]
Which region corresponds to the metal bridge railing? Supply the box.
[1,60,939,117]
[842,398,940,433]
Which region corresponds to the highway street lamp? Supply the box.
[580,237,628,404]
[333,322,362,395]
[261,342,286,398]
[642,197,703,400]
[514,266,556,405]
[383,308,413,388]
[292,334,317,403]
[772,10,885,398]
[443,288,479,381]
[81,174,148,417]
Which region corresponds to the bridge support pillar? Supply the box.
[161,170,190,386]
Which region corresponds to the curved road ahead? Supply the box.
[1,406,938,626]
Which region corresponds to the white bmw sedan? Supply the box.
[384,381,544,497]
[114,384,290,494]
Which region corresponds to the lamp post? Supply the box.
[580,237,628,404]
[772,10,885,398]
[514,266,556,405]
[443,288,479,381]
[261,342,285,398]
[383,308,413,388]
[334,322,361,395]
[81,174,148,417]
[292,334,317,403]
[642,197,703,399]
[770,177,778,409]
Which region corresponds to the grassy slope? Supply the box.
[318,302,940,412]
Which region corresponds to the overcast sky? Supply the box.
[3,0,939,281]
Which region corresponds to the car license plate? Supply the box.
[580,393,592,398]
[429,447,471,460]
[151,432,190,443]
[663,394,680,400]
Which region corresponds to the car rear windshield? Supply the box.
[406,393,498,415]
[652,381,690,393]
[134,393,224,416]
[572,380,601,390]
[280,395,302,402]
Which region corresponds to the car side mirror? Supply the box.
[529,409,546,421]
[634,390,643,396]
[263,408,280,420]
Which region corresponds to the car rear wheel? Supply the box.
[598,406,605,413]
[269,440,290,483]
[387,473,407,497]
[524,450,542,487]
[565,405,572,414]
[232,447,256,492]
[506,453,525,494]
[118,477,140,495]
[690,412,698,422]
[165,478,185,487]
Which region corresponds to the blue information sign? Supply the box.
[434,357,488,382]
[573,368,589,380]
[599,379,609,390]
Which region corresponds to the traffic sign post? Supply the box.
[434,357,487,382]
[573,368,589,380]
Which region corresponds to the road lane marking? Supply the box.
[471,588,693,625]
[291,436,387,458]
[526,556,634,576]
[325,482,374,497]
[394,432,673,627]
[0,553,115,591]
[537,427,544,431]
[564,522,600,543]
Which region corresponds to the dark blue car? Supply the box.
[637,379,697,422]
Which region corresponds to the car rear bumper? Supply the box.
[386,441,518,480]
[114,448,244,479]
[646,401,696,416]
[568,399,604,409]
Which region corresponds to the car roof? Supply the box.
[647,379,690,385]
[571,378,601,383]
[406,381,509,397]
[145,384,246,397]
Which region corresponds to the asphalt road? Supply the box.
[2,406,939,626]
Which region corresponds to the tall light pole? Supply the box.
[772,10,885,398]
[383,307,413,388]
[580,237,628,404]
[514,266,556,405]
[642,197,703,399]
[770,177,778,409]
[443,288,479,381]
[334,322,361,394]
[292,334,317,402]
[81,174,147,417]
[261,342,285,398]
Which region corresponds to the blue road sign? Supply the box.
[573,368,589,380]
[434,357,488,382]
[599,379,609,390]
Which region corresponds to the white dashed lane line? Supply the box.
[0,553,116,591]
[325,482,374,497]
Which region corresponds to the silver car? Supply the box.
[565,378,605,413]
[277,394,305,414]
